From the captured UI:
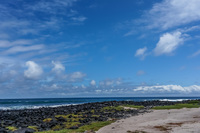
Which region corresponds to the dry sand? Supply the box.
[96,108,200,133]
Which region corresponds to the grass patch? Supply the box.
[43,118,52,122]
[51,124,63,131]
[63,122,81,129]
[91,115,100,117]
[55,114,83,119]
[90,109,95,114]
[6,126,17,131]
[76,121,114,132]
[28,126,38,131]
[55,114,84,122]
[188,100,200,104]
[101,106,124,112]
[37,121,114,133]
[123,105,144,109]
[152,103,200,110]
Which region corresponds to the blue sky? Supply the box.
[1,0,200,98]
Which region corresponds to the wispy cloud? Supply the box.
[4,45,44,54]
[71,16,87,22]
[0,0,85,38]
[189,49,200,58]
[0,39,34,48]
[146,0,200,30]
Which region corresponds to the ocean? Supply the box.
[0,97,199,110]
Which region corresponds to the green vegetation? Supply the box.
[6,126,17,131]
[123,105,144,109]
[55,113,84,123]
[90,109,95,114]
[76,121,113,132]
[152,103,200,110]
[28,126,38,131]
[51,124,63,131]
[43,118,52,122]
[101,106,124,112]
[188,100,200,104]
[91,115,100,117]
[63,122,81,129]
[37,121,114,133]
[55,113,83,119]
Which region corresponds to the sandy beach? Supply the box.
[97,108,200,133]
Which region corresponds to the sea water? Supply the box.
[0,97,199,110]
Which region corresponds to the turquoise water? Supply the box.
[0,97,199,110]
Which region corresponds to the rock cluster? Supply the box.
[0,100,191,133]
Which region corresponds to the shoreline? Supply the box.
[0,100,199,133]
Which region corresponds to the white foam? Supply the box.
[0,103,79,110]
[159,99,188,102]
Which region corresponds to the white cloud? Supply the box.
[24,61,43,79]
[135,47,147,60]
[71,16,87,22]
[90,80,96,86]
[4,45,44,54]
[133,85,200,93]
[52,61,65,73]
[0,39,34,48]
[147,0,200,29]
[154,31,184,56]
[99,78,123,87]
[68,72,86,82]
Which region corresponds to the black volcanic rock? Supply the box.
[13,128,35,133]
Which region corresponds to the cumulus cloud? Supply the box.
[135,47,148,60]
[90,80,96,86]
[52,61,65,73]
[154,31,184,56]
[133,85,200,93]
[24,61,43,79]
[147,0,200,29]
